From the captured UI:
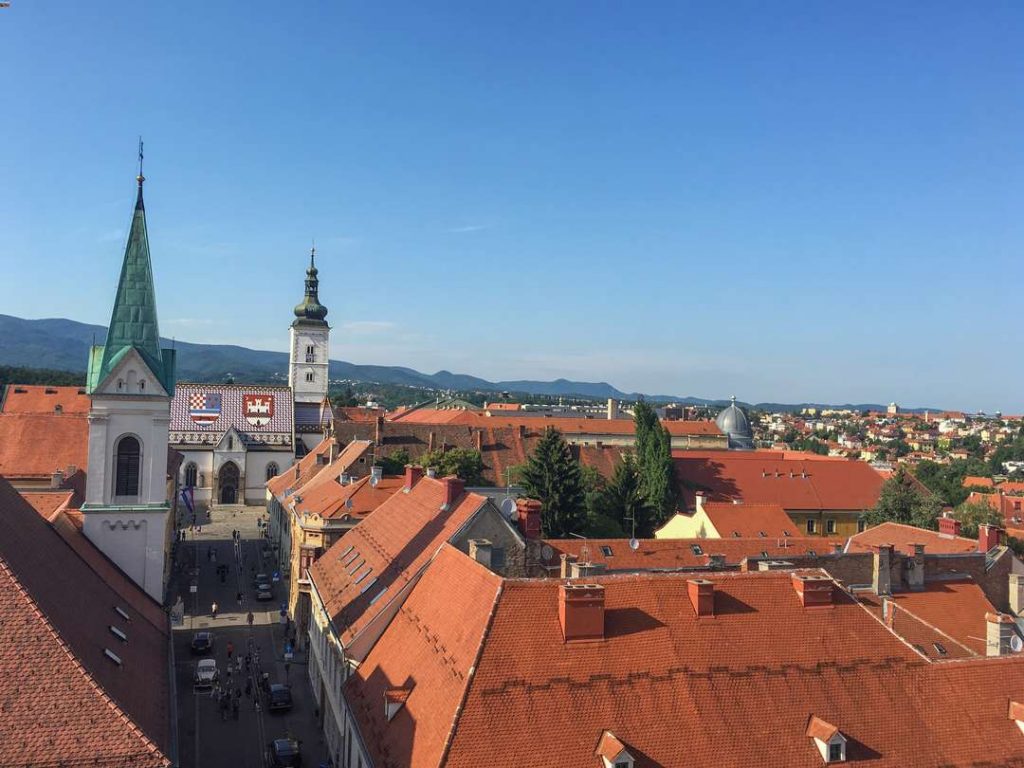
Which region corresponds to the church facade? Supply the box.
[168,249,334,506]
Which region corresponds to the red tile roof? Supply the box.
[266,434,333,498]
[0,412,89,479]
[295,475,404,521]
[542,537,842,571]
[673,450,885,511]
[963,475,995,489]
[0,479,170,765]
[847,522,979,556]
[388,408,722,436]
[289,439,373,499]
[336,406,386,423]
[18,489,74,520]
[308,476,489,653]
[0,384,90,415]
[343,544,501,768]
[700,501,796,538]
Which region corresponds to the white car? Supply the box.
[194,658,219,687]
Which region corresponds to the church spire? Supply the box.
[292,245,329,326]
[87,144,174,394]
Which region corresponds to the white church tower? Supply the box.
[81,156,176,603]
[288,247,330,404]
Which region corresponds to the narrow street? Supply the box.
[170,505,327,768]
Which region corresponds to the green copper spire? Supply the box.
[292,246,329,327]
[87,148,176,394]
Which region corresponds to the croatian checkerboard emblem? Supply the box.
[243,394,274,426]
[188,392,222,423]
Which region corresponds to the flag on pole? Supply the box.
[181,486,195,514]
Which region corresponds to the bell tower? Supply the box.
[288,247,330,404]
[81,146,176,603]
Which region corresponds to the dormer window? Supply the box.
[384,686,412,722]
[806,716,847,763]
[595,731,635,768]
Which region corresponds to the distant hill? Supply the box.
[0,315,940,412]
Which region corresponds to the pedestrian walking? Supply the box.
[247,611,254,627]
[211,602,218,619]
[226,641,234,659]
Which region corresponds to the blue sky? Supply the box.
[1,2,1021,411]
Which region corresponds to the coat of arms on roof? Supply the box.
[243,394,274,427]
[189,392,222,424]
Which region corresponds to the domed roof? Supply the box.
[292,247,329,326]
[715,396,754,450]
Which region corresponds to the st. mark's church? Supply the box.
[169,249,334,506]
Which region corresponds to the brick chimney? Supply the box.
[375,415,385,445]
[440,476,465,510]
[50,469,65,489]
[872,544,893,596]
[906,544,925,591]
[516,499,542,539]
[428,431,436,452]
[979,524,1004,553]
[559,553,572,579]
[986,612,1018,656]
[1010,574,1024,617]
[329,440,341,463]
[474,429,483,452]
[468,539,492,569]
[688,578,715,617]
[404,465,424,492]
[792,573,834,608]
[705,553,726,570]
[559,583,604,642]
[938,516,963,537]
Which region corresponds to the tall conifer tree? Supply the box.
[520,427,587,537]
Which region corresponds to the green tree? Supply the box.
[520,427,587,538]
[591,453,657,537]
[331,385,358,408]
[418,447,487,486]
[375,448,411,476]
[952,499,1004,539]
[864,466,943,530]
[633,402,677,525]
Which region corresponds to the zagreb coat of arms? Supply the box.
[242,394,274,427]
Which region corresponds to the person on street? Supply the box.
[211,602,218,619]
[226,641,234,659]
[247,611,254,627]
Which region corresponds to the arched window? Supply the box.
[184,462,198,488]
[266,462,280,481]
[305,371,314,383]
[228,436,234,451]
[115,436,141,497]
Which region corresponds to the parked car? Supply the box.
[253,572,269,588]
[255,584,274,601]
[267,737,302,767]
[190,631,214,655]
[194,658,218,688]
[267,683,293,712]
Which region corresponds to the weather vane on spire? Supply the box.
[137,136,145,185]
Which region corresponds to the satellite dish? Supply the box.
[629,538,640,551]
[500,497,517,520]
[1012,635,1023,654]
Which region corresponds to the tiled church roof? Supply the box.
[170,383,294,438]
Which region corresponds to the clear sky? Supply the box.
[1,2,1021,411]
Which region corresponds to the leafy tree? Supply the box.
[633,401,678,525]
[375,448,411,476]
[418,447,487,486]
[0,366,85,388]
[913,458,989,507]
[520,427,587,538]
[332,385,358,408]
[591,453,657,537]
[864,466,943,530]
[952,499,1004,539]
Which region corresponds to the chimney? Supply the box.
[516,498,542,539]
[468,539,493,569]
[329,440,341,463]
[518,424,527,439]
[872,544,893,596]
[938,516,963,537]
[1010,574,1024,617]
[428,431,436,452]
[705,553,726,570]
[571,561,607,579]
[906,544,925,591]
[403,465,424,492]
[474,429,483,452]
[606,398,618,420]
[65,464,77,478]
[687,578,715,617]
[694,492,706,512]
[986,612,1018,656]
[558,583,605,642]
[979,524,1004,553]
[559,553,572,579]
[50,469,65,489]
[426,467,437,479]
[370,465,383,487]
[441,476,465,510]
[792,573,834,608]
[375,415,385,445]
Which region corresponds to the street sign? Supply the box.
[190,585,198,593]
[272,571,280,582]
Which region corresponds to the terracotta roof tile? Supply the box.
[295,475,404,521]
[700,501,796,538]
[847,522,978,556]
[0,384,90,415]
[267,435,333,498]
[0,412,89,479]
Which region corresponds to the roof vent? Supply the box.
[44,388,57,394]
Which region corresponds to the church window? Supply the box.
[184,462,198,487]
[266,462,279,481]
[306,344,315,363]
[139,380,145,391]
[115,436,141,497]
[228,436,234,451]
[306,371,315,383]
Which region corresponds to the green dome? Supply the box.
[293,248,329,325]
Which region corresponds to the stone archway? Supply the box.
[218,462,240,505]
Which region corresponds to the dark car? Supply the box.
[253,572,270,588]
[267,683,293,712]
[190,631,214,655]
[268,737,302,767]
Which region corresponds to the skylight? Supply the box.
[114,606,130,621]
[338,545,353,561]
[109,626,127,642]
[600,546,613,557]
[361,578,380,596]
[342,550,359,566]
[933,642,948,656]
[691,544,703,555]
[347,558,365,575]
[354,567,373,585]
[104,649,122,666]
